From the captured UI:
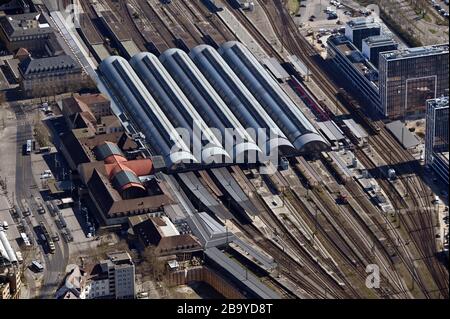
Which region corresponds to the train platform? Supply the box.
[217,7,268,60]
[240,1,287,58]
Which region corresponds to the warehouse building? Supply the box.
[218,41,329,154]
[157,48,261,162]
[129,52,231,165]
[189,44,295,157]
[98,56,198,170]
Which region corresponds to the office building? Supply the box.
[57,252,136,299]
[361,35,398,68]
[379,44,449,119]
[327,35,381,111]
[97,251,136,299]
[425,96,449,185]
[345,18,381,51]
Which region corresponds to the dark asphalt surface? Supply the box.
[14,107,69,299]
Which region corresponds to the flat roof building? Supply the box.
[425,96,449,185]
[379,44,449,119]
[361,35,398,68]
[327,35,381,112]
[345,18,381,51]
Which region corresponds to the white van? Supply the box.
[2,221,8,230]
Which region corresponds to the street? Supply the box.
[12,105,69,298]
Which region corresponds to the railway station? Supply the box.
[98,42,329,171]
[1,0,448,302]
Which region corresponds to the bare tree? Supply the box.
[141,246,167,282]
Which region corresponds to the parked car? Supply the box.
[55,219,63,229]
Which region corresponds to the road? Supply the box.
[14,106,69,299]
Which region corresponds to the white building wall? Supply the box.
[84,279,110,299]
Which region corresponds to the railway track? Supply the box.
[353,146,434,298]
[264,167,380,298]
[103,0,147,50]
[287,161,410,298]
[258,0,343,107]
[237,219,349,298]
[190,0,236,43]
[355,138,448,298]
[252,0,448,298]
[226,168,358,298]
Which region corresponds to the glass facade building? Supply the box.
[361,35,398,68]
[327,35,381,111]
[425,96,449,186]
[344,18,381,51]
[379,44,449,119]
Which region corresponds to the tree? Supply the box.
[141,246,167,282]
[33,113,50,148]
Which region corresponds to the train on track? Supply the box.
[336,89,381,135]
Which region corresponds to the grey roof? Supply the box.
[380,44,449,61]
[386,120,420,149]
[362,35,397,48]
[346,17,380,30]
[233,238,276,271]
[177,172,233,220]
[197,212,226,236]
[0,68,10,90]
[219,41,329,153]
[343,119,368,140]
[130,51,230,164]
[94,142,124,161]
[19,55,81,76]
[317,121,345,142]
[211,167,259,216]
[286,55,309,77]
[0,13,52,39]
[261,57,290,80]
[111,170,142,191]
[185,212,235,248]
[205,247,281,299]
[190,44,295,156]
[98,56,197,167]
[159,47,262,160]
